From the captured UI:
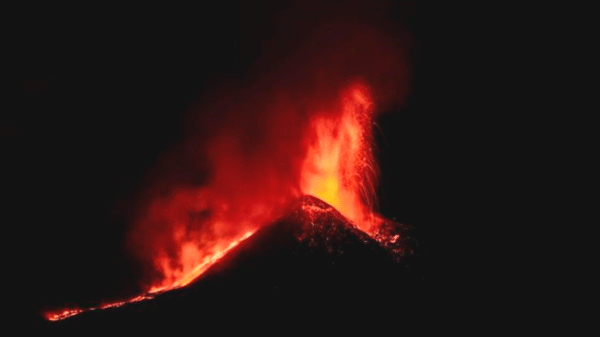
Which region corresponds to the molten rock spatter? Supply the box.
[290,195,379,251]
[300,83,380,233]
[216,194,396,269]
[372,221,420,262]
[284,195,413,262]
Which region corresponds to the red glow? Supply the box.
[148,230,255,293]
[45,82,388,321]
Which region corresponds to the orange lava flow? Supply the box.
[45,294,151,322]
[45,81,385,321]
[44,230,255,321]
[147,230,255,293]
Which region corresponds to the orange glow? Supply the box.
[301,83,380,232]
[148,230,255,293]
[45,82,387,321]
[45,294,151,321]
[44,230,255,321]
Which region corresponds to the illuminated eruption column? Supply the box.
[301,83,380,233]
[145,82,382,294]
[45,82,385,321]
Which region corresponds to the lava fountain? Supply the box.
[45,80,391,322]
[301,83,380,233]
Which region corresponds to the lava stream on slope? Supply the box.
[44,195,418,323]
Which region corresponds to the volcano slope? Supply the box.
[47,195,426,332]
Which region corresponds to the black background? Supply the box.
[3,0,500,330]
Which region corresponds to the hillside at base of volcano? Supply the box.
[49,195,426,331]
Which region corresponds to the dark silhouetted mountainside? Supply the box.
[45,196,426,333]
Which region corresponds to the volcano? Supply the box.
[46,195,425,331]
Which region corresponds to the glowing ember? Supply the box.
[45,81,390,321]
